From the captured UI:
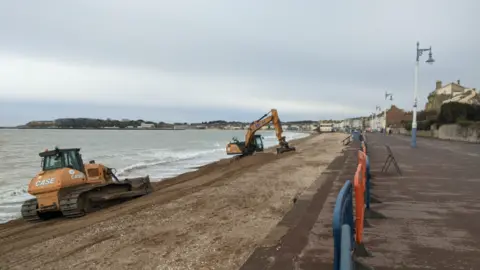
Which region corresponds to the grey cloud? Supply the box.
[0,0,479,123]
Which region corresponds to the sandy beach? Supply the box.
[0,132,345,270]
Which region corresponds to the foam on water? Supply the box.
[115,147,226,178]
[0,130,310,223]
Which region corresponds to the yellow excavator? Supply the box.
[21,147,153,221]
[226,109,296,156]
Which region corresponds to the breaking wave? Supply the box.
[116,148,225,177]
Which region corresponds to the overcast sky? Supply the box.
[0,1,478,126]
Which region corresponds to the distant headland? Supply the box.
[5,118,324,132]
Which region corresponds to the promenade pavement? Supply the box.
[360,133,480,270]
[240,132,480,270]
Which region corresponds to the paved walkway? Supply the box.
[362,133,480,270]
[239,133,480,270]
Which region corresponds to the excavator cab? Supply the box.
[252,134,264,152]
[226,134,264,155]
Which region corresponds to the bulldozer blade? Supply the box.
[122,176,154,193]
[90,189,151,202]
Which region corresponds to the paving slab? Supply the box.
[239,133,480,270]
[361,133,480,270]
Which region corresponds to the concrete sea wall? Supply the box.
[392,124,480,143]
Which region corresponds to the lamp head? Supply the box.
[426,50,435,64]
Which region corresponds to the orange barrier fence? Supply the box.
[353,162,365,244]
[361,141,367,154]
[358,150,366,180]
[332,137,378,269]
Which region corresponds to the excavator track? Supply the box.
[59,188,89,218]
[21,198,41,221]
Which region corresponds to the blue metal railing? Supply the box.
[351,131,360,141]
[340,224,353,269]
[332,180,354,270]
[359,140,371,210]
[365,155,371,210]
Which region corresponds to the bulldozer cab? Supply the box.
[40,148,85,173]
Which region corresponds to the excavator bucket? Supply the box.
[276,145,296,154]
[276,135,296,154]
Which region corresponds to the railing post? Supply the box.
[333,181,353,270]
[366,155,371,210]
[340,224,353,270]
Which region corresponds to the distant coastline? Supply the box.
[1,127,185,130]
[5,117,321,132]
[0,127,314,133]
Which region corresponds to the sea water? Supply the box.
[0,129,309,223]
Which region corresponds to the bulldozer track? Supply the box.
[21,199,41,221]
[59,189,88,218]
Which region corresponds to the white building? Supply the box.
[139,123,155,129]
[319,122,334,132]
[352,119,363,130]
[333,121,344,130]
[173,125,188,130]
[368,113,385,131]
[435,80,468,96]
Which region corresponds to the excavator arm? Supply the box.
[226,109,296,156]
[244,109,287,148]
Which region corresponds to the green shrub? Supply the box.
[456,118,475,127]
[437,102,480,125]
[402,120,412,131]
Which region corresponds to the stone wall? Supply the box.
[392,124,480,143]
[437,124,480,143]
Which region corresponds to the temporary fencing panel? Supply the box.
[332,180,354,270]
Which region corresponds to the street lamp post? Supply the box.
[384,92,393,134]
[412,41,435,148]
[370,113,375,132]
[375,105,381,132]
